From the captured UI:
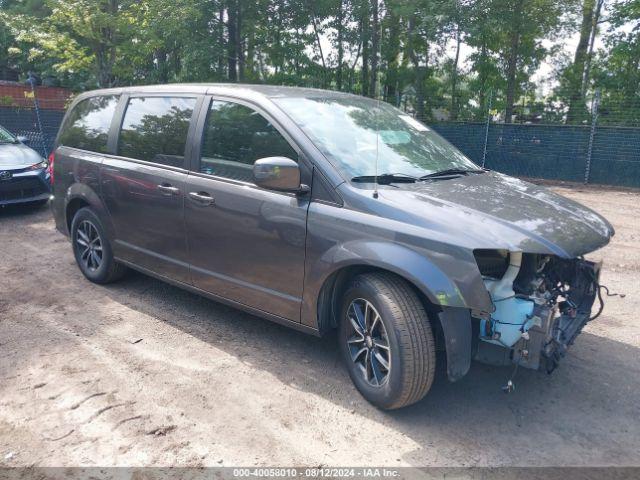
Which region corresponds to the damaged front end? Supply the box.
[473,249,603,373]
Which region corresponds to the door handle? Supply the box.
[157,183,180,196]
[188,191,215,206]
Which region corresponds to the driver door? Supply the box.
[184,98,311,321]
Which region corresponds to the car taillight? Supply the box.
[47,152,55,184]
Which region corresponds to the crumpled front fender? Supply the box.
[301,202,494,330]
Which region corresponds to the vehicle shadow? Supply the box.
[99,269,640,466]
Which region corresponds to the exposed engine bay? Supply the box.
[473,250,603,373]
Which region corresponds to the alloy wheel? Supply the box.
[346,298,391,387]
[76,220,103,272]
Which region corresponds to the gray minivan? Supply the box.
[51,84,613,409]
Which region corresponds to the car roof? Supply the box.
[75,83,356,101]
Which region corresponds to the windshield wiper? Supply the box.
[351,173,419,185]
[419,168,486,180]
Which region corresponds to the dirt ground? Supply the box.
[1,185,639,468]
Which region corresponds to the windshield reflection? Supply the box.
[274,96,478,179]
[0,125,16,143]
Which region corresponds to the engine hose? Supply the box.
[589,284,605,321]
[589,284,625,321]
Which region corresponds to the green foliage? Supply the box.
[0,0,637,125]
[0,94,17,106]
[591,0,640,125]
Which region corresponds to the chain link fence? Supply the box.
[421,88,640,188]
[0,105,63,157]
[0,82,638,188]
[0,81,68,157]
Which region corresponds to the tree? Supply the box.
[388,0,450,120]
[442,0,473,120]
[464,0,503,118]
[6,0,138,88]
[462,0,570,122]
[592,0,640,125]
[0,0,51,81]
[0,0,634,130]
[496,0,568,122]
[381,4,401,103]
[565,0,605,123]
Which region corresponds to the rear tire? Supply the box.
[71,207,126,284]
[339,272,436,410]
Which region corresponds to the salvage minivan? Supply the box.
[51,84,613,409]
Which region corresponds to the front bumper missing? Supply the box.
[533,260,601,373]
[475,258,602,373]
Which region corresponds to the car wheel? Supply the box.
[71,207,126,284]
[339,272,436,410]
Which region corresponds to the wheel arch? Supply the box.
[64,183,114,239]
[307,241,477,383]
[65,197,90,233]
[315,263,474,383]
[316,264,445,333]
[307,241,469,332]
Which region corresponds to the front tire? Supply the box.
[70,207,126,284]
[339,272,436,410]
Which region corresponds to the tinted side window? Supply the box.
[118,96,196,168]
[200,100,297,182]
[58,95,119,153]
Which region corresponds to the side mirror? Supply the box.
[253,157,309,193]
[16,135,29,145]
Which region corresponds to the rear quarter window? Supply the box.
[58,95,119,153]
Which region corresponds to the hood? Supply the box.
[0,142,43,169]
[375,172,613,258]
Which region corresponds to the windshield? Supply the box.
[273,95,478,180]
[0,125,16,143]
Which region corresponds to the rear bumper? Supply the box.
[0,168,51,206]
[51,194,69,236]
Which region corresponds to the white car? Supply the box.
[0,125,51,206]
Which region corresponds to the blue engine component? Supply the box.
[480,296,535,347]
[480,251,536,348]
